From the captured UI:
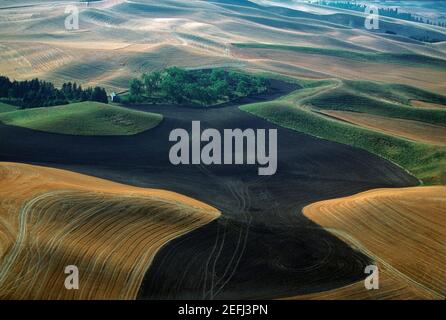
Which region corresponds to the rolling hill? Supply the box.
[0,102,17,113]
[0,162,220,299]
[0,0,445,301]
[293,186,446,300]
[241,78,446,185]
[0,102,163,135]
[1,0,446,92]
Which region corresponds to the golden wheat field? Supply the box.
[0,162,220,300]
[296,187,446,300]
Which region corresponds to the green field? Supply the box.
[233,43,446,69]
[241,79,446,185]
[0,102,18,113]
[0,102,163,136]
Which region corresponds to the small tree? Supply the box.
[129,78,143,98]
[91,87,108,103]
[142,71,162,97]
[236,80,249,96]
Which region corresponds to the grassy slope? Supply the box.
[0,102,163,136]
[241,79,446,185]
[0,102,18,113]
[233,43,446,69]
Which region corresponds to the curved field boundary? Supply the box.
[283,268,439,300]
[319,110,446,146]
[0,162,220,300]
[411,100,446,110]
[298,186,446,300]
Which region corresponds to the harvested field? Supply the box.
[233,47,446,93]
[302,186,446,300]
[1,0,446,94]
[412,100,446,109]
[284,268,439,300]
[320,110,446,146]
[0,162,219,300]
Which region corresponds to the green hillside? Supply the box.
[0,102,18,113]
[241,79,446,185]
[0,102,163,136]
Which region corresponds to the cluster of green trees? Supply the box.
[128,67,269,106]
[316,1,446,28]
[0,76,108,108]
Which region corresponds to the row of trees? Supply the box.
[0,76,108,108]
[129,67,269,106]
[316,1,446,28]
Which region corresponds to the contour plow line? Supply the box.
[327,228,444,300]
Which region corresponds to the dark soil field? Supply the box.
[0,80,418,299]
